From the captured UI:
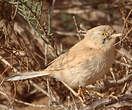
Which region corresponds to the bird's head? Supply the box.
[84,25,122,50]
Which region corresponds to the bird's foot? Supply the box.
[62,81,84,103]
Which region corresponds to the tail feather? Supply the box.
[6,71,50,81]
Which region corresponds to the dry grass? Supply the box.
[0,0,132,110]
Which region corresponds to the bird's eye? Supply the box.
[101,32,106,37]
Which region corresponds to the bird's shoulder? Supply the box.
[46,46,103,70]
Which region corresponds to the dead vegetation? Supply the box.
[0,0,132,110]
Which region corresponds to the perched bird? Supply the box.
[7,25,121,98]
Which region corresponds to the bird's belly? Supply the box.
[67,55,115,88]
[83,53,115,86]
[51,51,115,88]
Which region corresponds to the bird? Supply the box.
[6,25,122,101]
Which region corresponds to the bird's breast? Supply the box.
[50,48,116,88]
[76,48,116,86]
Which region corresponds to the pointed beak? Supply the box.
[111,33,122,38]
[103,33,122,44]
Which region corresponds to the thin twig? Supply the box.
[81,94,132,110]
[105,73,132,86]
[73,16,81,40]
[0,55,50,103]
[117,48,132,61]
[0,55,17,73]
[115,60,131,68]
[29,80,50,97]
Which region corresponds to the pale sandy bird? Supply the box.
[7,25,121,98]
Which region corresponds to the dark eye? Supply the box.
[102,32,106,37]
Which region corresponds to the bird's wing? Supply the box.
[6,40,101,81]
[45,44,100,71]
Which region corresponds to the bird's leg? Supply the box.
[88,90,105,97]
[109,92,118,100]
[85,89,118,100]
[62,81,84,103]
[94,91,118,99]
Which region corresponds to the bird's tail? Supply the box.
[6,71,50,81]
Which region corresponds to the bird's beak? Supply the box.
[111,33,122,38]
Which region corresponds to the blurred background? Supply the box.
[0,0,131,110]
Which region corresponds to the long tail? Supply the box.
[6,71,50,81]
